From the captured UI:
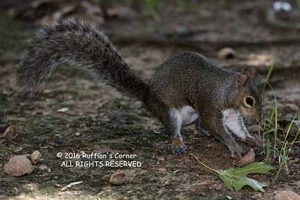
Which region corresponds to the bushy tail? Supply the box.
[17,20,149,102]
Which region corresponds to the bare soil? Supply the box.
[0,1,299,199]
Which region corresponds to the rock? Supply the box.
[4,155,34,176]
[38,165,51,172]
[218,47,236,59]
[274,190,300,200]
[30,150,42,164]
[158,168,167,172]
[75,132,81,136]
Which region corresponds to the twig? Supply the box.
[190,153,219,175]
[60,181,83,192]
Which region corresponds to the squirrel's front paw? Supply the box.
[170,138,188,155]
[245,136,262,147]
[227,142,244,158]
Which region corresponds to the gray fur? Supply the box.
[17,20,261,157]
[17,20,149,101]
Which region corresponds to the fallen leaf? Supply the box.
[219,162,274,192]
[0,125,18,141]
[109,170,135,185]
[191,154,273,192]
[234,148,255,167]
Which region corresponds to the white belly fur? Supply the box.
[179,106,199,126]
[222,108,251,140]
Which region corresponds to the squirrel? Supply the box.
[17,20,262,158]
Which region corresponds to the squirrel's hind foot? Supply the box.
[170,138,188,155]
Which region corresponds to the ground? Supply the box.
[0,1,299,199]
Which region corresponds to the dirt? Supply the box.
[0,1,299,200]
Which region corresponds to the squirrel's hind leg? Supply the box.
[167,108,188,155]
[195,118,210,136]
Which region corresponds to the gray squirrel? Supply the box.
[17,20,262,157]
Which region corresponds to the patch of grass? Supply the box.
[260,63,300,181]
[263,110,299,181]
[273,116,300,180]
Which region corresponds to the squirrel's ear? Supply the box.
[235,73,248,88]
[244,67,257,78]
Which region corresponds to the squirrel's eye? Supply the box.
[244,96,255,108]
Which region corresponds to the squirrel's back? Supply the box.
[150,51,236,107]
[17,20,149,101]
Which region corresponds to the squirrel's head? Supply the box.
[233,67,262,123]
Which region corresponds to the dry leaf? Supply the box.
[234,148,255,167]
[109,170,135,185]
[0,125,18,141]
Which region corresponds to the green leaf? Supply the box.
[223,162,274,177]
[190,154,274,192]
[219,171,267,192]
[218,162,273,192]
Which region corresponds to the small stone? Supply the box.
[157,157,165,161]
[38,165,47,171]
[38,165,51,172]
[218,47,236,59]
[274,190,300,200]
[75,132,81,136]
[158,168,167,172]
[30,150,42,164]
[255,193,263,199]
[4,155,34,176]
[43,89,52,94]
